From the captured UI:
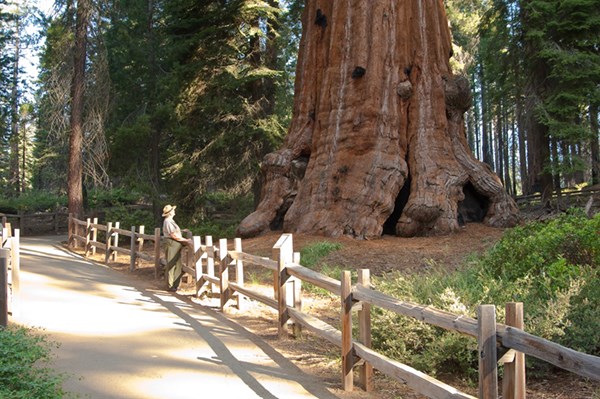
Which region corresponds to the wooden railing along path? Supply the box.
[0,211,68,236]
[68,215,600,399]
[1,218,20,327]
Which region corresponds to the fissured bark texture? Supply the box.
[238,0,519,239]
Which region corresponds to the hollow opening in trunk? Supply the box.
[383,178,411,235]
[457,182,489,225]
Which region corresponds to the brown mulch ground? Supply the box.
[77,222,599,399]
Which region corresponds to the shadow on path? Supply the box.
[14,235,343,399]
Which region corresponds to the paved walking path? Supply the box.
[13,236,342,399]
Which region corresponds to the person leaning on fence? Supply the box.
[162,205,192,292]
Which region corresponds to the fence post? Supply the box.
[105,222,113,264]
[341,270,354,391]
[154,228,161,279]
[137,225,145,268]
[84,218,91,256]
[129,226,137,272]
[357,269,373,391]
[112,222,120,262]
[206,236,216,293]
[503,302,526,399]
[478,304,499,399]
[291,252,303,337]
[68,213,74,248]
[10,230,19,317]
[192,236,202,293]
[0,249,8,327]
[273,234,293,338]
[91,218,98,255]
[18,212,25,235]
[218,238,230,311]
[234,238,245,310]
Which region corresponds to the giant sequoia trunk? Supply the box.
[238,1,519,239]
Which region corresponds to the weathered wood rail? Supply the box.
[0,212,68,236]
[67,216,600,399]
[515,188,599,210]
[1,219,20,327]
[68,215,162,273]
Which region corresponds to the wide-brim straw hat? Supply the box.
[162,204,176,217]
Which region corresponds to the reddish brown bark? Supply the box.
[67,0,89,218]
[238,0,519,239]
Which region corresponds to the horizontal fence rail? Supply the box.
[1,212,68,236]
[67,217,600,399]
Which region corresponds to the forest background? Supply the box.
[1,0,598,229]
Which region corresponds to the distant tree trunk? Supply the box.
[516,90,528,194]
[480,64,494,169]
[496,110,504,185]
[9,15,21,196]
[522,0,553,205]
[590,103,599,185]
[238,1,519,239]
[551,137,562,206]
[146,0,163,223]
[511,118,517,195]
[502,112,512,196]
[67,0,89,218]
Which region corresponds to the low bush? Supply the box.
[0,326,67,398]
[0,191,66,213]
[371,210,599,380]
[105,206,156,232]
[87,188,144,208]
[299,241,344,296]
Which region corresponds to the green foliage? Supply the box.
[186,192,255,239]
[0,326,67,399]
[371,211,600,380]
[299,242,343,268]
[87,188,144,209]
[0,191,66,213]
[105,206,156,231]
[298,241,344,296]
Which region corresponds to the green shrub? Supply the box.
[0,327,67,398]
[105,206,156,232]
[87,188,144,208]
[0,191,66,213]
[299,241,342,268]
[371,210,600,381]
[297,241,344,296]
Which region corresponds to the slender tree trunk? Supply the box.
[551,137,562,207]
[238,1,519,239]
[479,63,493,169]
[496,109,504,185]
[146,0,163,223]
[68,0,89,218]
[471,74,481,159]
[21,116,26,193]
[503,111,512,196]
[516,90,528,194]
[522,0,553,206]
[590,103,599,185]
[9,16,21,196]
[511,117,517,195]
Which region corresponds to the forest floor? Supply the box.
[99,221,598,399]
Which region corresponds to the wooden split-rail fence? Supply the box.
[1,218,20,327]
[68,214,600,399]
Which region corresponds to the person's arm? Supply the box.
[169,230,192,245]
